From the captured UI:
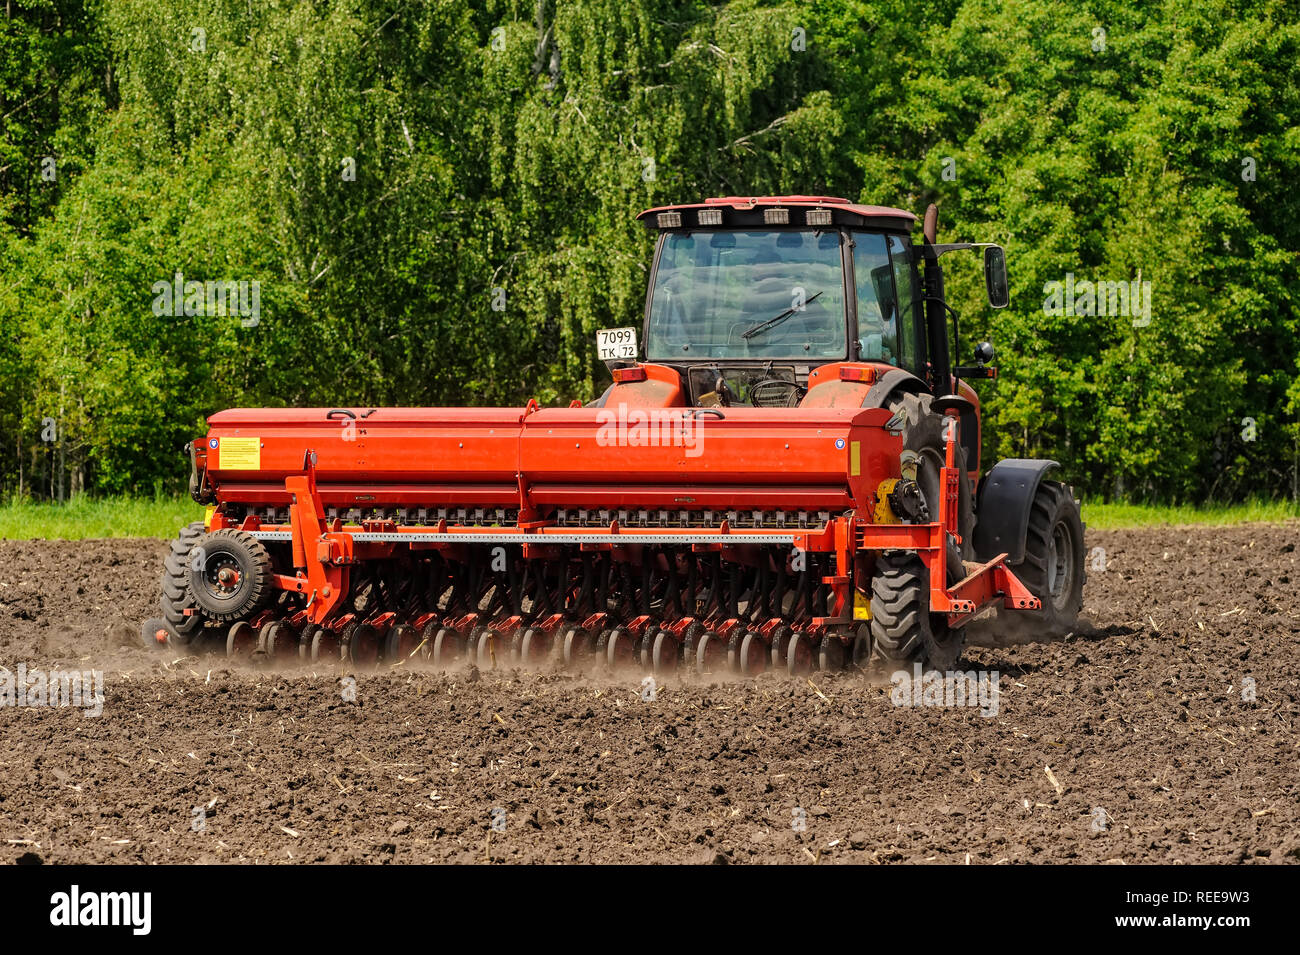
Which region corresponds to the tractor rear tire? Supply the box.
[871,550,964,670]
[1007,481,1085,635]
[184,528,274,624]
[160,522,207,644]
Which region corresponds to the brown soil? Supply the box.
[0,525,1297,864]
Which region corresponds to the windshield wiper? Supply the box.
[741,291,823,340]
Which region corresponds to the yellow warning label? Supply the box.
[874,478,899,524]
[850,440,861,477]
[853,589,872,620]
[219,437,261,470]
[203,505,216,529]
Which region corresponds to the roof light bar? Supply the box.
[805,208,833,226]
[696,208,723,226]
[763,208,790,225]
[656,211,682,229]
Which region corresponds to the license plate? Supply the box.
[596,326,638,361]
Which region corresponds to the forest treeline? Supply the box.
[2,0,1298,501]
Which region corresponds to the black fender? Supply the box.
[972,458,1060,564]
[862,369,980,471]
[861,367,928,408]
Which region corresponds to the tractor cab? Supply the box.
[635,196,925,406]
[624,195,1005,409]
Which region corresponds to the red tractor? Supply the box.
[144,196,1084,675]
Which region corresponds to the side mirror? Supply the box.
[974,341,995,364]
[983,245,1009,308]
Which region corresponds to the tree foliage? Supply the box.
[1,0,1297,501]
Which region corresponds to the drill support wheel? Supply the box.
[184,529,274,625]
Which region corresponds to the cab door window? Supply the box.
[851,232,900,366]
[887,234,922,375]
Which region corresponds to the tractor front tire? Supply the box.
[888,392,976,557]
[1008,481,1085,635]
[867,392,976,670]
[871,550,964,671]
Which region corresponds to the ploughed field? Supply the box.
[0,524,1296,864]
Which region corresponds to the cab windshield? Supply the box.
[645,230,847,360]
